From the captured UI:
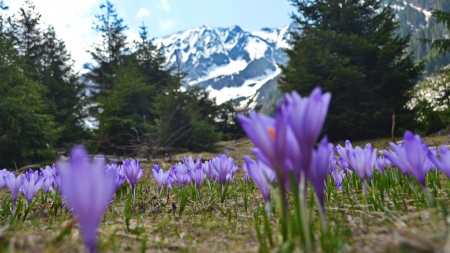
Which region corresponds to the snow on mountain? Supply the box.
[152,24,292,107]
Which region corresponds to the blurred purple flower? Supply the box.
[21,169,43,205]
[336,140,353,170]
[375,157,386,173]
[152,164,161,173]
[210,155,235,188]
[57,146,116,253]
[332,167,345,190]
[170,163,191,188]
[346,143,377,183]
[245,156,272,214]
[383,131,429,189]
[105,164,126,189]
[241,163,250,181]
[4,171,24,212]
[0,169,8,191]
[428,146,450,178]
[308,137,334,210]
[152,167,171,194]
[40,166,56,194]
[123,159,144,198]
[337,157,350,172]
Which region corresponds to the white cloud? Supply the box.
[157,0,170,11]
[5,0,100,73]
[160,18,176,30]
[135,7,149,18]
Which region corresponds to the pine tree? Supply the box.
[0,2,58,168]
[84,0,128,97]
[280,0,424,141]
[8,1,86,146]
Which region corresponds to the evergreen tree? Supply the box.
[0,3,58,168]
[8,1,86,146]
[84,0,128,97]
[280,0,423,141]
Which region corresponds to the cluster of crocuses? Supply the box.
[328,131,444,194]
[0,147,144,253]
[0,166,57,212]
[0,157,144,212]
[151,154,239,198]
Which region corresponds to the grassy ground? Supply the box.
[1,133,450,252]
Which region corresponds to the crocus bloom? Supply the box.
[375,157,386,173]
[336,140,353,170]
[21,169,43,205]
[40,166,55,194]
[210,155,235,189]
[152,164,161,173]
[0,169,7,191]
[308,137,334,211]
[105,164,126,190]
[283,87,331,182]
[57,145,116,253]
[245,156,272,215]
[123,159,144,198]
[241,163,250,181]
[4,172,24,212]
[383,131,429,189]
[337,157,350,172]
[152,168,170,194]
[170,163,191,187]
[428,146,450,178]
[332,167,345,190]
[189,165,205,198]
[346,144,377,182]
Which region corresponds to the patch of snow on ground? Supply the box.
[189,59,248,85]
[206,67,281,105]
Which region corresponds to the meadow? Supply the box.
[0,135,449,253]
[2,88,450,253]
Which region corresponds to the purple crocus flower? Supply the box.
[245,156,272,215]
[105,164,126,190]
[383,131,429,189]
[152,167,170,194]
[123,159,144,199]
[332,167,345,190]
[57,145,116,253]
[428,146,450,178]
[4,172,24,212]
[152,164,161,173]
[283,87,331,182]
[21,169,43,205]
[328,156,337,173]
[241,163,250,181]
[210,155,235,189]
[308,137,334,211]
[346,144,377,181]
[425,148,438,172]
[337,157,350,172]
[183,155,202,172]
[336,140,353,170]
[189,165,205,198]
[0,169,7,191]
[375,157,386,173]
[40,166,56,194]
[170,163,191,188]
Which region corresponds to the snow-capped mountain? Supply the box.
[152,24,294,106]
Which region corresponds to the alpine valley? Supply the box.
[152,0,450,112]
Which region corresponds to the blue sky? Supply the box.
[6,0,296,71]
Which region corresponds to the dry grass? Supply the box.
[1,133,450,252]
